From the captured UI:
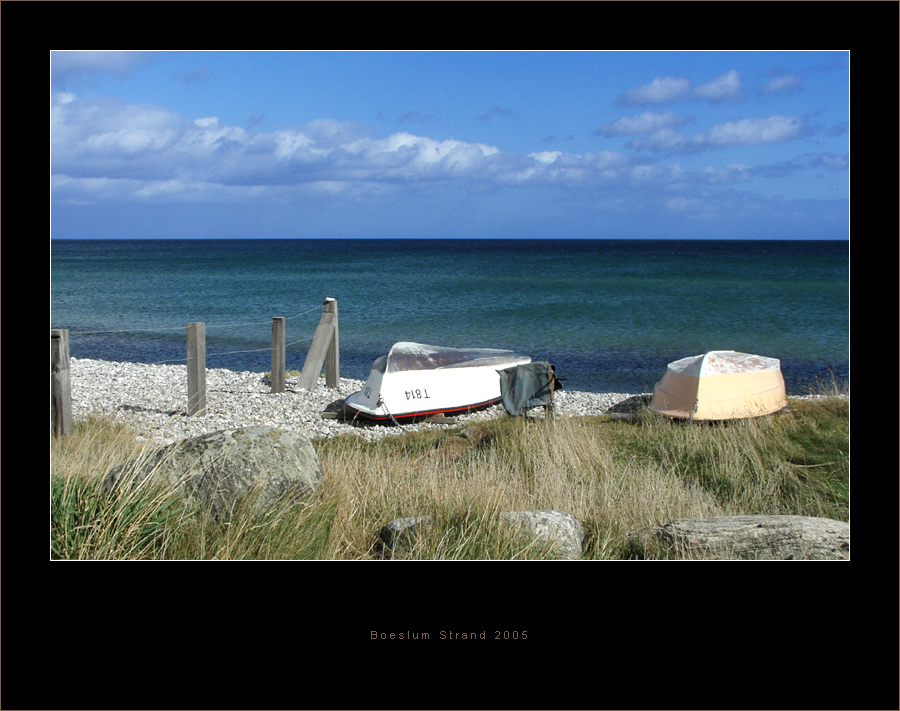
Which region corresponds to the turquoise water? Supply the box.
[50,239,849,394]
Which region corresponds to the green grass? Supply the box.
[50,390,849,560]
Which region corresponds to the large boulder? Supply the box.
[651,515,849,560]
[104,426,323,519]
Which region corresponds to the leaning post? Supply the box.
[186,322,207,416]
[51,328,73,437]
[298,298,339,392]
[271,316,286,393]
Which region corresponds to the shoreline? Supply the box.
[65,358,643,444]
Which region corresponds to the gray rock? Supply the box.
[651,515,849,560]
[379,509,585,559]
[378,516,435,555]
[104,425,323,519]
[500,510,585,560]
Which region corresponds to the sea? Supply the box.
[50,239,849,395]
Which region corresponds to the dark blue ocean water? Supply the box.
[50,239,849,395]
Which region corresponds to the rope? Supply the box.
[60,305,322,336]
[379,393,407,429]
[69,325,185,335]
[59,303,329,367]
[151,335,316,366]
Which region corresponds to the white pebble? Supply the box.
[68,358,641,444]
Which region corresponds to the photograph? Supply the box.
[51,50,849,562]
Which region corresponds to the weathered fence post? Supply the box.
[324,298,340,388]
[186,322,207,416]
[271,316,286,393]
[298,298,339,391]
[51,328,73,437]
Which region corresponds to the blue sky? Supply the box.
[50,50,849,240]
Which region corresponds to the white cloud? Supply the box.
[271,129,318,161]
[618,70,747,107]
[761,75,802,94]
[51,94,189,183]
[699,116,804,147]
[628,115,806,154]
[759,152,849,178]
[820,153,848,170]
[597,111,691,137]
[51,50,150,87]
[629,128,690,152]
[619,76,692,105]
[697,163,754,184]
[513,150,631,185]
[693,70,743,101]
[529,151,563,164]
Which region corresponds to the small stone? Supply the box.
[378,516,435,556]
[500,510,585,560]
[69,357,643,444]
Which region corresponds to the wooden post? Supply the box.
[186,322,207,416]
[51,329,73,437]
[271,316,286,393]
[324,298,339,388]
[544,375,556,422]
[298,298,339,392]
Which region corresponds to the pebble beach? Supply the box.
[68,358,643,444]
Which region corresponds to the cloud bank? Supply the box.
[52,91,669,205]
[49,56,848,239]
[51,90,822,206]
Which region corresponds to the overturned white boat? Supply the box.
[649,350,788,421]
[344,342,532,422]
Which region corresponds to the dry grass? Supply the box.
[50,418,192,559]
[50,393,849,560]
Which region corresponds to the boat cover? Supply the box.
[498,361,563,417]
[382,342,527,372]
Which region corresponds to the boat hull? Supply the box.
[344,342,531,422]
[649,350,787,421]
